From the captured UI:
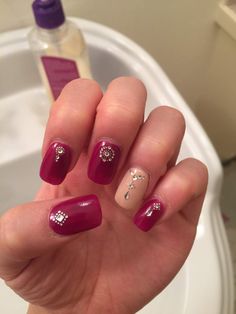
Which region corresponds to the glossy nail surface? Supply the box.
[115,168,149,210]
[40,142,72,185]
[133,199,164,232]
[49,195,102,235]
[88,140,121,185]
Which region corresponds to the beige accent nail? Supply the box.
[115,168,149,210]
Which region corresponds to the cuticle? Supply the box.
[149,193,166,210]
[128,165,150,179]
[50,138,71,147]
[95,137,122,149]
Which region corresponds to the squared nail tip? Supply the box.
[39,171,65,185]
[133,221,151,232]
[87,172,112,185]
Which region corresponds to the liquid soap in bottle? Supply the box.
[28,0,92,101]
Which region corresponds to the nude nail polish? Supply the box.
[133,199,164,232]
[49,195,102,235]
[115,168,149,210]
[40,142,72,185]
[88,140,121,185]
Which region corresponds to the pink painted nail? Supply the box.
[49,195,102,235]
[88,140,121,185]
[40,142,72,185]
[133,199,164,232]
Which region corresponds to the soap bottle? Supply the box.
[28,0,92,101]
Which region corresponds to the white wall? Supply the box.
[0,0,235,159]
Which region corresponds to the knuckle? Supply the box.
[135,137,172,174]
[97,100,144,126]
[146,137,171,160]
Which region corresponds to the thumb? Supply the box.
[0,195,102,281]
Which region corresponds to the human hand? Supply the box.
[0,77,208,314]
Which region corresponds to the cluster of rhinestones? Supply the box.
[124,170,145,200]
[99,146,115,162]
[55,146,65,162]
[51,210,68,226]
[146,203,161,216]
[152,203,161,210]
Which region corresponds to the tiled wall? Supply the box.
[0,0,236,159]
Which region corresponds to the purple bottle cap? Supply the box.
[32,0,65,29]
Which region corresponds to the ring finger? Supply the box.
[115,106,186,210]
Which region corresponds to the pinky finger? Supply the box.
[133,158,208,232]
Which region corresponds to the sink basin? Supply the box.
[0,18,234,314]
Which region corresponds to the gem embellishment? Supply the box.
[51,210,68,226]
[124,170,145,200]
[99,146,115,162]
[55,146,65,162]
[146,202,161,217]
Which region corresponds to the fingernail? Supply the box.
[49,195,102,235]
[133,199,164,232]
[88,140,121,185]
[115,168,149,210]
[40,142,72,185]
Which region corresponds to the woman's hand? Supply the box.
[0,77,208,314]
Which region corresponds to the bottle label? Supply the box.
[41,56,80,100]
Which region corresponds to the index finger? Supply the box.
[40,79,103,185]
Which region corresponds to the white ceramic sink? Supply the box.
[0,19,234,314]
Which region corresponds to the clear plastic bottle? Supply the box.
[28,0,92,101]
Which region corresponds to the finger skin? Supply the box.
[42,79,103,169]
[155,158,208,224]
[130,106,185,190]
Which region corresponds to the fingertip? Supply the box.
[57,78,103,103]
[177,158,209,196]
[107,76,147,103]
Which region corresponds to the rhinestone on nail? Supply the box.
[124,170,146,200]
[128,183,135,189]
[55,146,65,162]
[146,202,161,216]
[99,146,115,162]
[51,210,68,226]
[152,203,161,210]
[125,191,130,200]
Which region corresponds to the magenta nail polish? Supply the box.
[133,199,164,232]
[49,195,102,235]
[88,140,121,185]
[40,142,72,185]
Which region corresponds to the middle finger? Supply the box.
[87,77,147,185]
